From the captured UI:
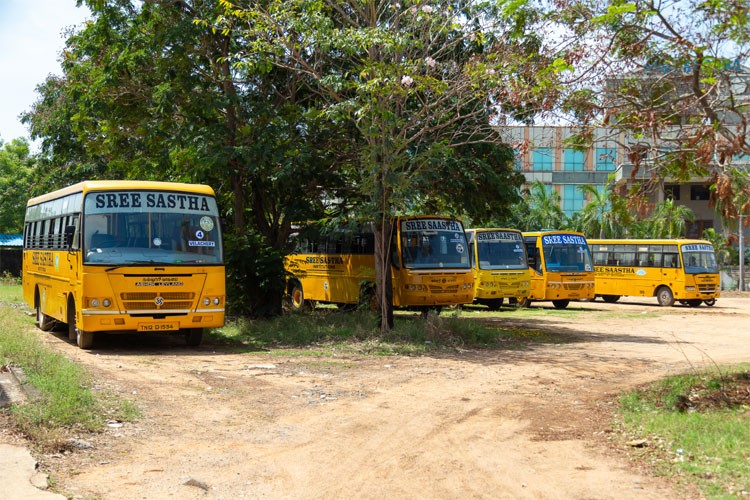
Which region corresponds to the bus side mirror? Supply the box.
[64,225,76,248]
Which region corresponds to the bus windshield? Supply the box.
[475,231,527,270]
[400,219,470,269]
[541,233,593,272]
[682,244,719,274]
[83,190,223,265]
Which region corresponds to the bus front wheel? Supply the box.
[704,299,716,306]
[486,299,503,311]
[185,328,203,346]
[656,286,675,307]
[67,300,93,349]
[685,299,703,308]
[552,300,569,309]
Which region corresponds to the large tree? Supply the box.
[549,0,750,228]
[24,0,353,315]
[213,0,548,329]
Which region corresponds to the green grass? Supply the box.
[0,277,23,303]
[210,305,568,355]
[0,283,139,449]
[618,365,750,498]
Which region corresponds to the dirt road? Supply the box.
[20,296,750,499]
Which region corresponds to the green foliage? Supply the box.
[224,231,286,318]
[0,138,34,233]
[520,180,568,230]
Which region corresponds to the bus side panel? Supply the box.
[23,249,76,323]
[286,254,375,305]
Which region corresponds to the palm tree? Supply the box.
[646,198,695,238]
[524,180,567,230]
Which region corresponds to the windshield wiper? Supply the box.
[104,260,170,271]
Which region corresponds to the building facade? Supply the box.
[505,126,723,238]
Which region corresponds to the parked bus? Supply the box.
[588,239,720,307]
[519,230,595,309]
[285,216,474,313]
[465,228,530,310]
[23,180,225,349]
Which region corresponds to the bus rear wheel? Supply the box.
[511,297,530,308]
[289,282,311,312]
[602,295,620,304]
[67,300,93,349]
[35,297,55,332]
[656,286,675,307]
[552,300,569,309]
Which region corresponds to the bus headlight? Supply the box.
[685,286,696,291]
[91,298,100,307]
[213,297,221,305]
[102,298,111,307]
[203,297,211,306]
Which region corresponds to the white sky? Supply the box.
[0,0,90,145]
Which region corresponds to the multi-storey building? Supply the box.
[506,125,728,238]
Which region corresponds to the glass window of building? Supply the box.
[532,147,554,171]
[563,185,585,216]
[563,149,585,171]
[595,147,615,171]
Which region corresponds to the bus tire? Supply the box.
[486,299,503,311]
[420,306,442,318]
[552,300,569,309]
[358,283,377,312]
[704,299,716,306]
[656,286,675,307]
[67,299,94,349]
[67,300,78,341]
[686,299,703,308]
[185,328,203,346]
[35,294,55,332]
[289,281,307,312]
[602,295,620,304]
[515,297,530,308]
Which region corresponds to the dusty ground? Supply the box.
[6,294,750,499]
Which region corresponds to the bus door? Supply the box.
[660,245,682,286]
[524,236,544,300]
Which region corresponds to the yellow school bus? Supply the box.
[23,180,225,349]
[519,230,595,309]
[465,228,530,310]
[588,239,720,307]
[285,216,474,313]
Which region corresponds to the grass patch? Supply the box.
[210,306,567,355]
[0,279,23,303]
[0,290,139,450]
[618,365,750,498]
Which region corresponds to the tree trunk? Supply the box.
[373,217,394,332]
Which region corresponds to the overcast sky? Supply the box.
[0,0,90,145]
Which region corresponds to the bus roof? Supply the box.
[587,238,712,246]
[26,180,216,207]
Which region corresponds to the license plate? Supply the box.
[137,322,178,332]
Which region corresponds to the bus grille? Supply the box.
[698,284,716,293]
[428,285,459,294]
[564,283,586,290]
[121,292,195,310]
